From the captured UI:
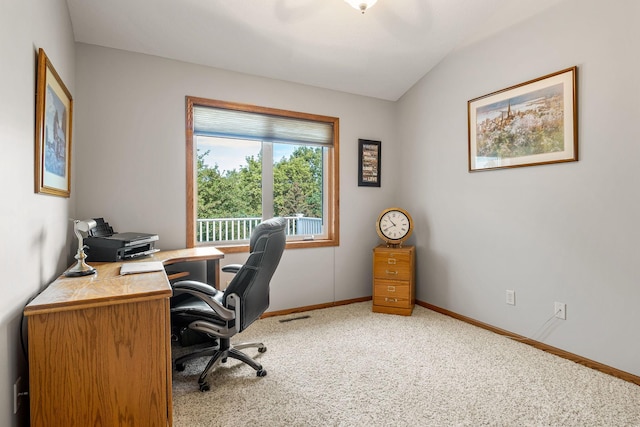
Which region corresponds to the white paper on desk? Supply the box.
[120,261,165,275]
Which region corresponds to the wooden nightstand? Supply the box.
[372,245,415,316]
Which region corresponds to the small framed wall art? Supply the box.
[358,139,381,187]
[35,48,73,197]
[468,66,577,172]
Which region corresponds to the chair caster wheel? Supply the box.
[258,346,267,353]
[199,383,210,392]
[175,363,185,371]
[256,369,267,377]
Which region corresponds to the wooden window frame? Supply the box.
[185,96,340,252]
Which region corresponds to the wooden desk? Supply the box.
[24,247,223,427]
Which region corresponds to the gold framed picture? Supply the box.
[35,48,73,197]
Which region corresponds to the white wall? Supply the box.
[0,0,76,424]
[397,0,640,376]
[73,44,397,312]
[4,2,637,424]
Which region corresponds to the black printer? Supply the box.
[85,218,159,262]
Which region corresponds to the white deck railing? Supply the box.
[196,216,322,243]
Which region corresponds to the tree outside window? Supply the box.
[185,97,339,250]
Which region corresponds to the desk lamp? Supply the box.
[64,219,97,277]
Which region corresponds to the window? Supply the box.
[186,97,339,251]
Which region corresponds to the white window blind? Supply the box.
[193,106,334,146]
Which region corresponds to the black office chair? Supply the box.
[171,217,286,391]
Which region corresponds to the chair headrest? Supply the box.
[250,217,286,251]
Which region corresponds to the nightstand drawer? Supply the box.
[374,281,410,299]
[373,250,411,264]
[373,257,412,280]
[373,294,411,309]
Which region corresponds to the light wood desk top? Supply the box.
[24,246,224,316]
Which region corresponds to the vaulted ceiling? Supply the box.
[66,0,565,101]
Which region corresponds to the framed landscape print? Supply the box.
[358,139,381,187]
[35,48,73,197]
[468,67,577,172]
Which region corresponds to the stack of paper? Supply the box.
[120,261,165,275]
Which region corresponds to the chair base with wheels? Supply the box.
[175,337,268,391]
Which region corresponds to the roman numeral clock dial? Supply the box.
[376,207,413,247]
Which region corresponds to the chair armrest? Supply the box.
[172,280,235,321]
[221,264,243,274]
[173,280,218,296]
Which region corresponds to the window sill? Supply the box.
[198,238,339,254]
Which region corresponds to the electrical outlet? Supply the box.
[555,302,566,320]
[506,290,515,305]
[13,376,21,414]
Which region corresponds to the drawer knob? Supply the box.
[387,258,397,265]
[385,297,398,303]
[385,270,398,275]
[387,286,396,292]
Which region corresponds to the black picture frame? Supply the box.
[358,139,381,187]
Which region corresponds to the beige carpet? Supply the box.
[172,302,640,426]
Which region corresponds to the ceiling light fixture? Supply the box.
[345,0,378,14]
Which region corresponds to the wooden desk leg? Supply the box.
[206,258,220,289]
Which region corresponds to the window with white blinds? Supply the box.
[185,97,340,250]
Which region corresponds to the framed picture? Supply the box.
[358,139,381,187]
[35,48,73,197]
[468,66,577,172]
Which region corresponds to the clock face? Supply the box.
[377,208,413,244]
